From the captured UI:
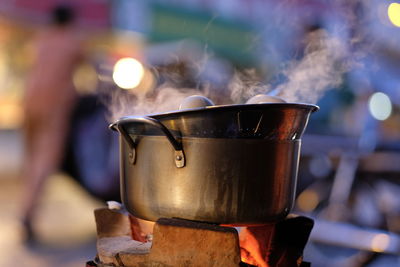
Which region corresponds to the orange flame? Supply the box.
[129,215,155,242]
[239,224,276,267]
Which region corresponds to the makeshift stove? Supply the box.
[86,205,313,267]
[89,97,318,266]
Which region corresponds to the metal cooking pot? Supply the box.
[110,103,318,225]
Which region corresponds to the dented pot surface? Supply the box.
[111,103,318,225]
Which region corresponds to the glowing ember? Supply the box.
[239,226,274,267]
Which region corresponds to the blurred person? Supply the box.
[20,4,84,241]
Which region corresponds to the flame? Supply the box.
[129,215,155,242]
[239,225,275,267]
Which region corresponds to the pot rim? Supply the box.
[109,102,319,132]
[117,102,319,122]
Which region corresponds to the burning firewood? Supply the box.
[239,215,314,267]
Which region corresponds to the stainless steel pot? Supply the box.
[110,103,318,225]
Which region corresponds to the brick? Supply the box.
[94,208,131,238]
[149,218,241,267]
[97,236,151,265]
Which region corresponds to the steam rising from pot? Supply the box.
[106,86,207,122]
[229,69,271,104]
[229,29,352,105]
[275,29,351,103]
[105,27,353,121]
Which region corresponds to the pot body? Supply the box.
[120,136,300,224]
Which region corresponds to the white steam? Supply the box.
[229,69,272,104]
[106,29,354,121]
[132,87,204,115]
[106,85,205,122]
[229,29,353,104]
[276,29,351,103]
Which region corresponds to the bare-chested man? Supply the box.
[21,5,84,240]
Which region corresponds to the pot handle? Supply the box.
[110,116,185,168]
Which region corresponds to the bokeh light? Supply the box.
[0,103,23,129]
[368,92,392,121]
[371,233,390,252]
[73,63,98,94]
[297,189,320,212]
[112,57,144,89]
[388,3,400,27]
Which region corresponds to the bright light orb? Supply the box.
[371,234,390,252]
[113,57,144,89]
[368,92,392,121]
[388,3,400,27]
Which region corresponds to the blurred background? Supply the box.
[0,0,400,266]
